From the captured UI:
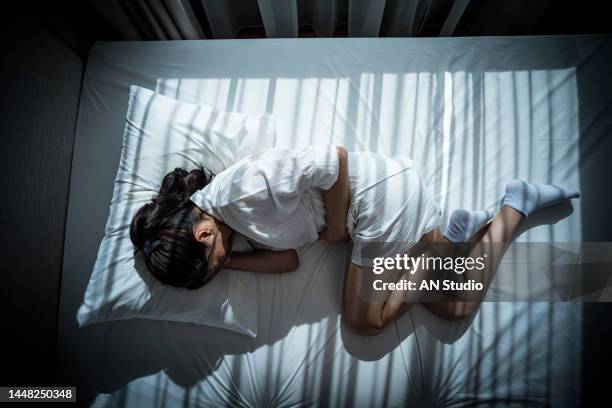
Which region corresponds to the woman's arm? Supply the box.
[224,249,299,273]
[319,146,351,243]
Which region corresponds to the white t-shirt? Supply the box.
[190,145,441,265]
[190,145,339,249]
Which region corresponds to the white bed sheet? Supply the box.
[59,35,612,407]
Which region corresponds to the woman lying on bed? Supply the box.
[130,145,579,336]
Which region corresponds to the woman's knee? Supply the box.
[343,314,385,336]
[342,303,386,336]
[451,302,480,320]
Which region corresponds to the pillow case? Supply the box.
[77,86,277,336]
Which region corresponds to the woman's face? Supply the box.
[192,214,234,275]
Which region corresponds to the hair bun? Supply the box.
[158,167,213,205]
[159,168,188,198]
[185,167,213,195]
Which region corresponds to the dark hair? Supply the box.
[130,167,215,289]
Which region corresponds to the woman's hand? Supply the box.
[321,146,351,243]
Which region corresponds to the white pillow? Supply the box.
[77,86,277,336]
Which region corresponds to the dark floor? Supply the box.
[0,14,83,386]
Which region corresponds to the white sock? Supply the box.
[443,209,496,243]
[503,180,580,217]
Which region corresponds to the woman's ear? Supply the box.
[193,221,212,244]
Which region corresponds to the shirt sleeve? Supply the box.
[312,145,340,190]
[270,144,340,195]
[207,144,340,206]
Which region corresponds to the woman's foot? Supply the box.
[443,209,495,243]
[503,180,580,217]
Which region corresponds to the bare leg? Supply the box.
[343,229,442,336]
[342,206,523,336]
[424,206,523,320]
[343,262,413,336]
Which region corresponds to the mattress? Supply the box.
[58,35,612,406]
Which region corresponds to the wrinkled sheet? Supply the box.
[59,35,612,406]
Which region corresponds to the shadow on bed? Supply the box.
[91,239,425,396]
